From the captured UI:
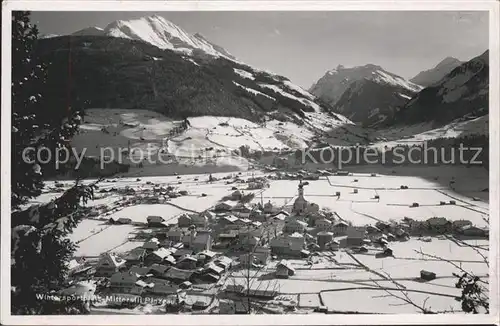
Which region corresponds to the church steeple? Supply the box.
[298,180,304,198]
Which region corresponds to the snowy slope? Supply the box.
[69,15,236,59]
[72,26,105,36]
[72,108,362,176]
[309,64,422,127]
[372,114,488,149]
[396,50,489,125]
[410,57,463,87]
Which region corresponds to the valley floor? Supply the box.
[39,164,490,315]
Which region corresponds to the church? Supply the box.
[292,180,319,216]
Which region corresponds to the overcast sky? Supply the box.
[31,11,488,88]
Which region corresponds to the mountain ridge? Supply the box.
[410,56,463,87]
[70,15,235,59]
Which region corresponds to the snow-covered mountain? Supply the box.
[72,26,105,36]
[310,64,422,127]
[410,57,463,87]
[35,27,355,139]
[71,15,235,59]
[309,64,421,106]
[395,50,489,125]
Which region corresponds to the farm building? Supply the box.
[215,202,233,212]
[452,220,473,230]
[116,217,132,225]
[276,260,296,278]
[457,225,488,237]
[420,270,437,281]
[147,216,165,227]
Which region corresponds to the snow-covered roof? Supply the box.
[151,247,171,259]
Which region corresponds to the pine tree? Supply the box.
[11,11,98,315]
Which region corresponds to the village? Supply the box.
[52,165,489,315]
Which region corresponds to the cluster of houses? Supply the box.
[64,175,489,313]
[87,237,234,309]
[374,217,489,239]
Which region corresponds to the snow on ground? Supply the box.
[282,80,316,100]
[259,83,321,113]
[233,68,255,80]
[398,93,412,100]
[372,115,488,150]
[373,70,423,93]
[320,288,461,314]
[107,204,186,224]
[71,224,138,256]
[67,219,108,243]
[233,81,276,101]
[110,241,146,254]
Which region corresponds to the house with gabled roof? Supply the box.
[284,218,307,233]
[204,262,224,275]
[109,271,151,294]
[214,256,233,271]
[145,247,172,265]
[164,267,194,283]
[192,232,212,252]
[147,215,165,227]
[95,253,127,277]
[178,214,193,228]
[215,202,233,212]
[123,247,148,267]
[276,260,295,278]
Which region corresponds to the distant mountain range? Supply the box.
[34,15,352,135]
[70,15,235,59]
[410,57,463,87]
[39,14,489,132]
[310,54,488,127]
[394,50,489,125]
[310,64,422,127]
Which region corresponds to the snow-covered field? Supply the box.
[372,115,488,149]
[49,164,489,259]
[71,109,365,178]
[70,223,138,256]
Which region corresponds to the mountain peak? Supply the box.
[72,15,234,59]
[410,56,464,87]
[436,56,462,69]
